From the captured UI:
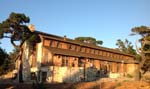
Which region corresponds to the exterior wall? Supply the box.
[40,66,101,83]
[126,64,139,80]
[22,42,31,81]
[40,66,84,83]
[30,37,43,82]
[94,60,100,70]
[20,33,139,83]
[37,41,43,69]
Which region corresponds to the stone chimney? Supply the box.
[28,24,35,32]
[64,35,66,41]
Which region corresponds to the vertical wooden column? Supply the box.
[112,62,116,73]
[94,59,100,70]
[121,62,124,74]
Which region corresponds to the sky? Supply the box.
[0,0,150,53]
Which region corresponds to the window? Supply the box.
[112,53,115,58]
[78,59,84,67]
[51,40,58,47]
[62,42,67,49]
[108,62,112,72]
[70,45,76,50]
[43,39,50,47]
[110,53,113,58]
[89,59,94,67]
[117,63,120,72]
[43,52,48,65]
[72,58,75,67]
[58,42,62,48]
[42,48,49,66]
[95,50,98,55]
[91,49,94,54]
[67,44,71,49]
[102,51,106,56]
[31,72,37,80]
[76,46,81,52]
[116,54,119,59]
[81,47,85,52]
[42,72,47,82]
[99,51,102,55]
[106,52,110,57]
[62,56,67,66]
[86,48,90,53]
[31,51,36,67]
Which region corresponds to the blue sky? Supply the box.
[0,0,150,52]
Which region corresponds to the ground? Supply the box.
[1,72,150,89]
[1,79,150,89]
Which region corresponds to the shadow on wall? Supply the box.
[44,66,109,83]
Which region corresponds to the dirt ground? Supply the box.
[68,81,150,89]
[0,81,150,89]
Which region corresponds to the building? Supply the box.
[15,31,139,83]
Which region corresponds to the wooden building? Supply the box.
[18,31,139,83]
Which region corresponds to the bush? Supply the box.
[126,74,133,78]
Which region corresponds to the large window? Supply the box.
[81,47,85,52]
[70,45,76,50]
[78,58,85,67]
[95,50,98,55]
[62,56,67,66]
[31,51,36,67]
[58,42,62,48]
[86,48,90,53]
[43,39,50,47]
[99,51,102,55]
[103,52,106,56]
[42,72,47,82]
[42,48,53,66]
[31,72,37,80]
[90,49,94,54]
[89,59,94,67]
[51,40,58,47]
[76,46,81,52]
[62,42,67,49]
[117,63,120,72]
[42,52,48,66]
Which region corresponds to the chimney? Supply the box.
[64,35,66,41]
[28,24,35,32]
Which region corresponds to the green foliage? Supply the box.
[116,39,136,55]
[116,39,141,61]
[131,26,150,37]
[131,25,150,73]
[0,47,13,75]
[0,12,40,48]
[0,12,40,81]
[74,37,103,45]
[6,48,20,73]
[0,47,8,66]
[9,48,19,60]
[126,74,133,78]
[131,25,150,55]
[9,12,30,24]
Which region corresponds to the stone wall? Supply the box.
[41,66,106,83]
[126,64,139,80]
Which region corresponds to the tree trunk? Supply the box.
[19,59,23,83]
[18,48,23,83]
[12,39,25,83]
[139,53,147,75]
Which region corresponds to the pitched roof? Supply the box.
[36,31,134,57]
[45,47,138,64]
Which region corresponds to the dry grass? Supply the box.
[0,79,150,89]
